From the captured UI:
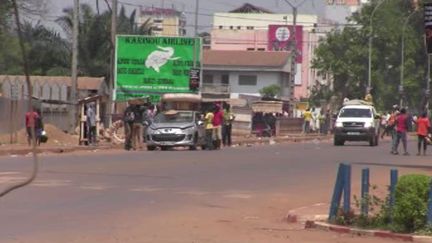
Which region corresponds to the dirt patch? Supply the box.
[0,123,78,146]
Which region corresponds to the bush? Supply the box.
[392,174,431,233]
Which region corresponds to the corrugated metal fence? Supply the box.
[0,76,72,138]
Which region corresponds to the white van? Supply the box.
[333,102,381,146]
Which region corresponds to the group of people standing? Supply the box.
[382,105,431,156]
[204,103,235,150]
[123,102,155,151]
[303,107,331,134]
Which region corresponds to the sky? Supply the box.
[34,0,328,35]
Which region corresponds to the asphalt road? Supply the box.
[0,138,431,242]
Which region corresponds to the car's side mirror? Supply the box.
[197,120,204,126]
[375,115,381,119]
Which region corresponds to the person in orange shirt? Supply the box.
[416,111,431,156]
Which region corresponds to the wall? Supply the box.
[211,29,268,51]
[213,13,317,31]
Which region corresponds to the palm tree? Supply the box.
[56,4,152,77]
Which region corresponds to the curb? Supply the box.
[305,220,432,242]
[0,145,115,156]
[234,135,331,146]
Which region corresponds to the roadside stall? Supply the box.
[78,95,102,145]
[160,93,202,111]
[251,100,283,137]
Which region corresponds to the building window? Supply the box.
[247,48,255,51]
[221,74,229,85]
[238,75,257,86]
[203,74,213,84]
[237,26,241,30]
[219,25,223,29]
[257,48,265,51]
[246,26,254,30]
[229,26,234,30]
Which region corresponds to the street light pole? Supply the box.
[400,10,417,107]
[367,0,386,95]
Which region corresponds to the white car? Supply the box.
[333,104,381,146]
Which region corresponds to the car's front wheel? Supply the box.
[147,145,156,151]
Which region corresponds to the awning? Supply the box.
[251,101,283,113]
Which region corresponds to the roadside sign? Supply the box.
[189,68,200,91]
[114,35,202,102]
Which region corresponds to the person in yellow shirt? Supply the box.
[303,108,312,134]
[204,109,214,150]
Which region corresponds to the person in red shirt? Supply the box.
[393,108,410,155]
[212,103,224,149]
[416,111,431,156]
[25,110,39,146]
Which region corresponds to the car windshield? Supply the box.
[339,108,372,118]
[154,111,194,123]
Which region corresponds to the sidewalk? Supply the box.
[0,143,115,156]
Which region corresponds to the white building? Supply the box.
[137,7,186,36]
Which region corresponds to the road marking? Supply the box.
[129,187,163,192]
[32,179,71,187]
[80,185,111,190]
[223,194,253,199]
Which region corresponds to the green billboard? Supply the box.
[114,35,201,102]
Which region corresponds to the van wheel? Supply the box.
[334,137,344,146]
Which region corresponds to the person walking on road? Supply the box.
[123,103,135,150]
[25,109,39,146]
[387,106,399,154]
[415,111,430,156]
[131,104,145,150]
[204,108,214,150]
[303,108,312,134]
[212,103,224,149]
[393,108,409,155]
[35,109,44,146]
[222,103,235,147]
[86,103,97,146]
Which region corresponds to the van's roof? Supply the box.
[342,105,373,109]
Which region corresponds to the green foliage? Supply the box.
[393,174,431,233]
[259,84,281,98]
[312,0,427,111]
[0,3,152,77]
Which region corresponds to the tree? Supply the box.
[56,4,152,77]
[312,0,426,111]
[259,84,281,98]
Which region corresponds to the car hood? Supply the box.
[336,117,373,122]
[150,122,194,130]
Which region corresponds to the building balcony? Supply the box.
[201,84,230,99]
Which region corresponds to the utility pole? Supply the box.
[109,0,117,127]
[283,0,306,102]
[70,0,79,133]
[193,0,199,68]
